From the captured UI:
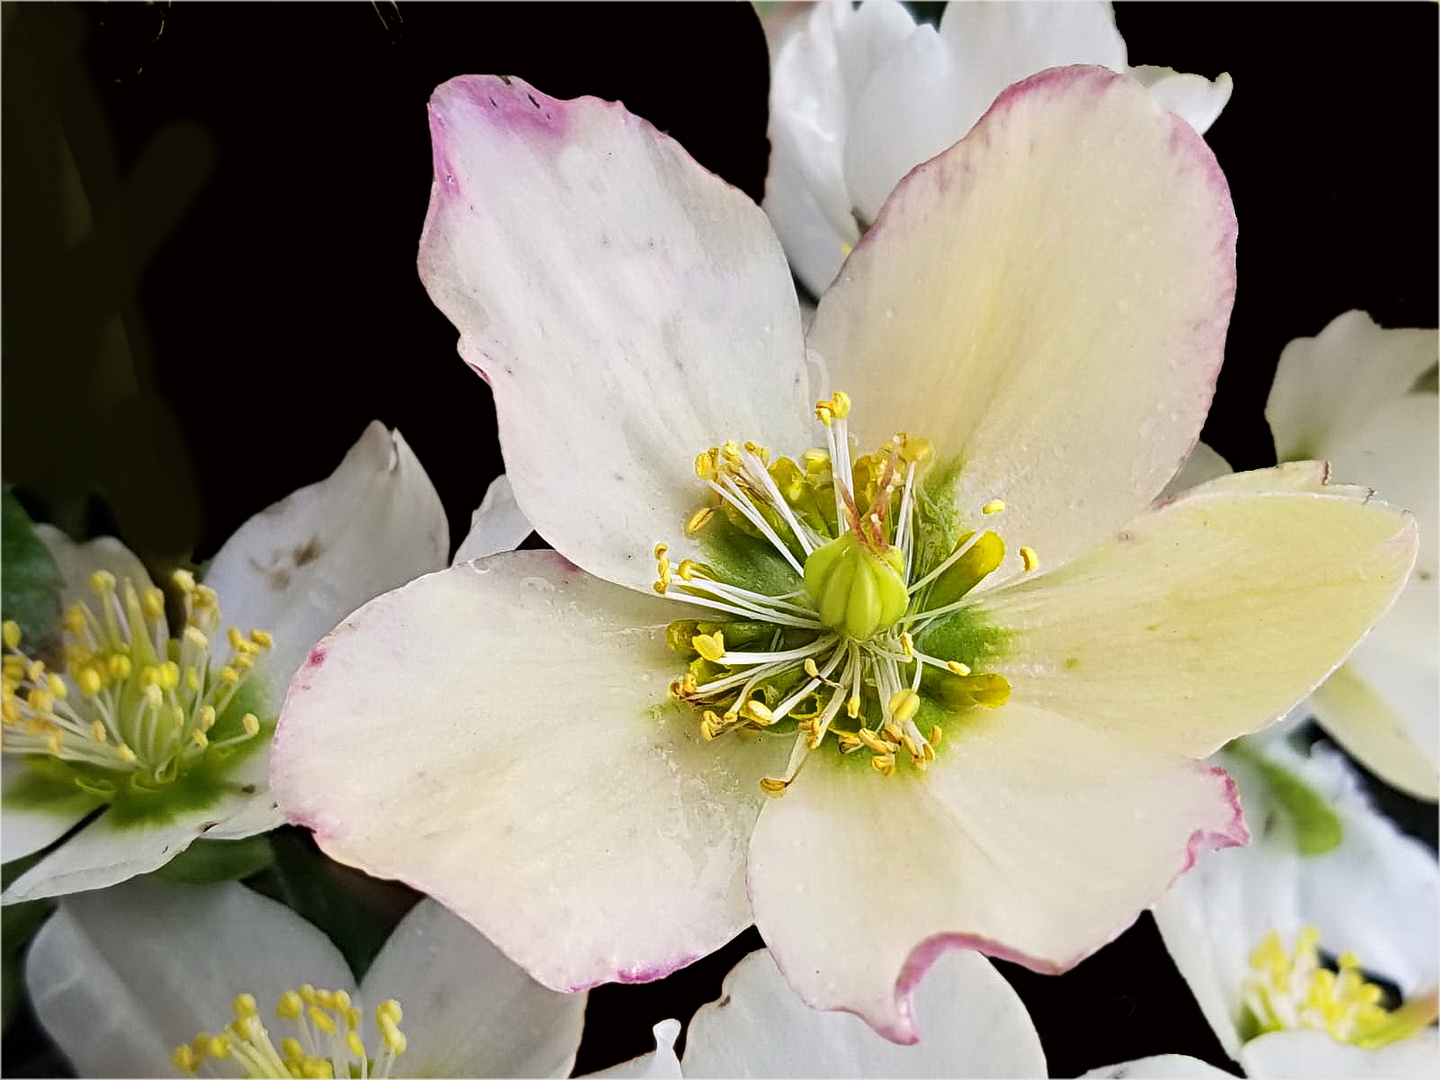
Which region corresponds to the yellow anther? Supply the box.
[27,659,46,683]
[308,1005,336,1034]
[846,694,861,719]
[803,658,820,678]
[250,629,273,650]
[695,450,717,481]
[172,1043,198,1073]
[108,654,132,680]
[47,674,67,699]
[700,711,722,741]
[219,666,240,686]
[801,448,829,473]
[759,777,789,796]
[888,689,920,724]
[27,688,54,714]
[741,699,775,726]
[685,507,714,535]
[692,632,725,663]
[982,499,1006,515]
[881,719,904,743]
[857,728,892,754]
[89,570,116,595]
[46,730,63,756]
[814,401,833,426]
[280,1036,304,1059]
[1338,951,1361,970]
[830,391,851,419]
[142,684,163,710]
[277,990,303,1019]
[836,732,862,752]
[142,587,167,621]
[158,661,180,690]
[314,988,336,1009]
[232,993,258,1019]
[1019,546,1040,572]
[172,568,196,593]
[183,626,209,652]
[207,1035,231,1059]
[191,730,209,750]
[184,667,201,692]
[194,585,219,610]
[946,660,972,676]
[377,999,402,1025]
[346,1029,365,1057]
[199,704,217,731]
[930,724,944,747]
[1,621,20,650]
[116,744,138,764]
[677,558,701,581]
[721,440,741,463]
[870,753,895,777]
[242,712,260,736]
[90,720,107,742]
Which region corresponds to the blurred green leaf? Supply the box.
[1,487,62,648]
[151,836,274,885]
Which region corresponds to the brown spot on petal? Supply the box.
[293,537,323,567]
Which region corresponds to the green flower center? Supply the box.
[653,392,1030,793]
[1242,926,1438,1049]
[1,568,271,803]
[174,986,407,1079]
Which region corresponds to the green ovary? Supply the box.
[803,533,908,640]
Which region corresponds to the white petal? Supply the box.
[1266,311,1437,463]
[1,757,102,865]
[979,473,1417,759]
[1157,441,1232,502]
[24,878,354,1078]
[1,792,254,903]
[747,703,1244,1042]
[1240,1028,1440,1079]
[843,2,1129,223]
[419,75,810,592]
[809,67,1236,584]
[273,551,788,994]
[764,0,916,295]
[34,524,154,608]
[1129,67,1233,135]
[587,1020,683,1079]
[453,474,532,565]
[1083,1055,1236,1079]
[683,948,1045,1077]
[204,421,448,689]
[1308,656,1439,801]
[361,897,585,1078]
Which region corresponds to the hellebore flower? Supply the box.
[272,69,1416,1042]
[1153,739,1439,1077]
[2,423,448,903]
[24,877,586,1077]
[1266,312,1439,800]
[765,0,1232,295]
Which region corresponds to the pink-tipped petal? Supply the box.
[808,66,1236,585]
[747,704,1245,1043]
[272,551,787,994]
[420,75,810,593]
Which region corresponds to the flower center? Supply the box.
[173,986,407,1079]
[653,392,1033,793]
[1,569,271,798]
[1242,926,1439,1049]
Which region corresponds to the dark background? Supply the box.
[3,3,1436,1077]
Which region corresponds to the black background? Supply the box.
[3,3,1436,1077]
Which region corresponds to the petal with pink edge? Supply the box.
[272,551,788,993]
[683,947,1045,1077]
[977,471,1417,759]
[747,702,1245,1043]
[419,75,810,593]
[808,66,1236,584]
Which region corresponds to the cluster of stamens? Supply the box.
[173,987,406,1078]
[654,392,1035,794]
[1,568,271,794]
[1242,926,1437,1049]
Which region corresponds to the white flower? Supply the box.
[1,423,449,903]
[607,947,1232,1079]
[1266,312,1439,800]
[23,876,587,1077]
[1153,738,1440,1078]
[271,68,1415,1043]
[765,0,1233,296]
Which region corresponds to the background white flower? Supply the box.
[765,0,1233,296]
[24,876,587,1077]
[2,422,448,903]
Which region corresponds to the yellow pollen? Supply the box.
[89,720,107,742]
[250,629,273,650]
[116,745,138,764]
[870,753,895,776]
[685,507,714,535]
[888,689,920,724]
[982,499,1006,515]
[1,622,19,650]
[191,730,209,750]
[1019,546,1040,572]
[946,660,971,676]
[108,654,132,680]
[90,569,116,595]
[243,713,261,736]
[741,699,776,726]
[803,658,820,678]
[172,568,196,593]
[277,991,303,1019]
[759,777,789,796]
[142,587,167,621]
